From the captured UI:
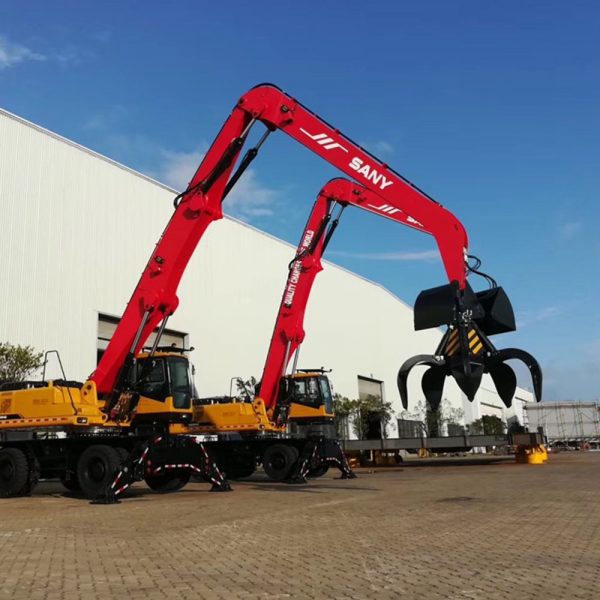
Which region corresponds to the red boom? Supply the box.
[258,178,443,409]
[91,84,469,399]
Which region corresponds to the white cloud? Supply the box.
[158,149,205,190]
[328,249,439,261]
[0,34,93,71]
[559,220,583,240]
[362,140,394,156]
[0,35,46,70]
[584,339,600,361]
[518,305,560,327]
[83,105,128,131]
[79,109,280,223]
[543,345,600,401]
[90,30,112,44]
[225,169,278,218]
[535,306,560,321]
[156,148,278,221]
[54,45,89,67]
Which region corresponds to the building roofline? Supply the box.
[0,105,414,311]
[0,107,178,194]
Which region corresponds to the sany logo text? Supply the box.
[349,158,393,191]
[299,129,394,191]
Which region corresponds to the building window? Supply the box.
[96,314,189,365]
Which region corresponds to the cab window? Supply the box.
[318,377,333,414]
[137,359,168,401]
[294,377,321,406]
[168,358,192,409]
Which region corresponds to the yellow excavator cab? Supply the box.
[109,350,195,424]
[188,370,335,435]
[0,350,195,432]
[285,371,335,422]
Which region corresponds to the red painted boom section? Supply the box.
[91,84,469,397]
[257,193,331,408]
[258,178,442,409]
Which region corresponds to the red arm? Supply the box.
[91,83,469,403]
[258,178,442,409]
[257,193,331,408]
[238,85,468,285]
[90,107,254,394]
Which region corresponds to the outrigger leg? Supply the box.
[288,438,357,484]
[92,435,231,504]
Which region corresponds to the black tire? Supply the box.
[0,447,30,497]
[223,456,256,480]
[307,465,329,479]
[145,469,191,493]
[115,447,130,466]
[77,445,121,500]
[262,444,298,482]
[60,473,81,492]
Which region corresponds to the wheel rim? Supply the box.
[88,458,106,482]
[0,459,14,483]
[269,452,287,471]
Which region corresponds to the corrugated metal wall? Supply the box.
[0,108,531,434]
[526,403,600,440]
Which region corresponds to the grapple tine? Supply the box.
[397,354,441,410]
[404,278,543,410]
[487,362,517,408]
[495,348,543,402]
[421,366,446,412]
[451,364,483,401]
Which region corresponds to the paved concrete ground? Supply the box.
[1,452,599,600]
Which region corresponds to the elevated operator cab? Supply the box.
[286,371,334,419]
[283,370,336,439]
[115,349,196,427]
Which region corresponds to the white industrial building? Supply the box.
[0,108,534,437]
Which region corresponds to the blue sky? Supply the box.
[1,1,598,400]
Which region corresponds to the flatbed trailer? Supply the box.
[340,432,545,455]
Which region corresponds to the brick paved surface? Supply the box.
[1,452,599,600]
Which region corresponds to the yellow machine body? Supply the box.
[0,351,194,432]
[288,400,333,422]
[190,398,280,434]
[285,371,335,422]
[188,371,334,434]
[0,381,109,430]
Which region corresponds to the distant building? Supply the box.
[525,402,600,448]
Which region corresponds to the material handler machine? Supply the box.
[0,84,542,501]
